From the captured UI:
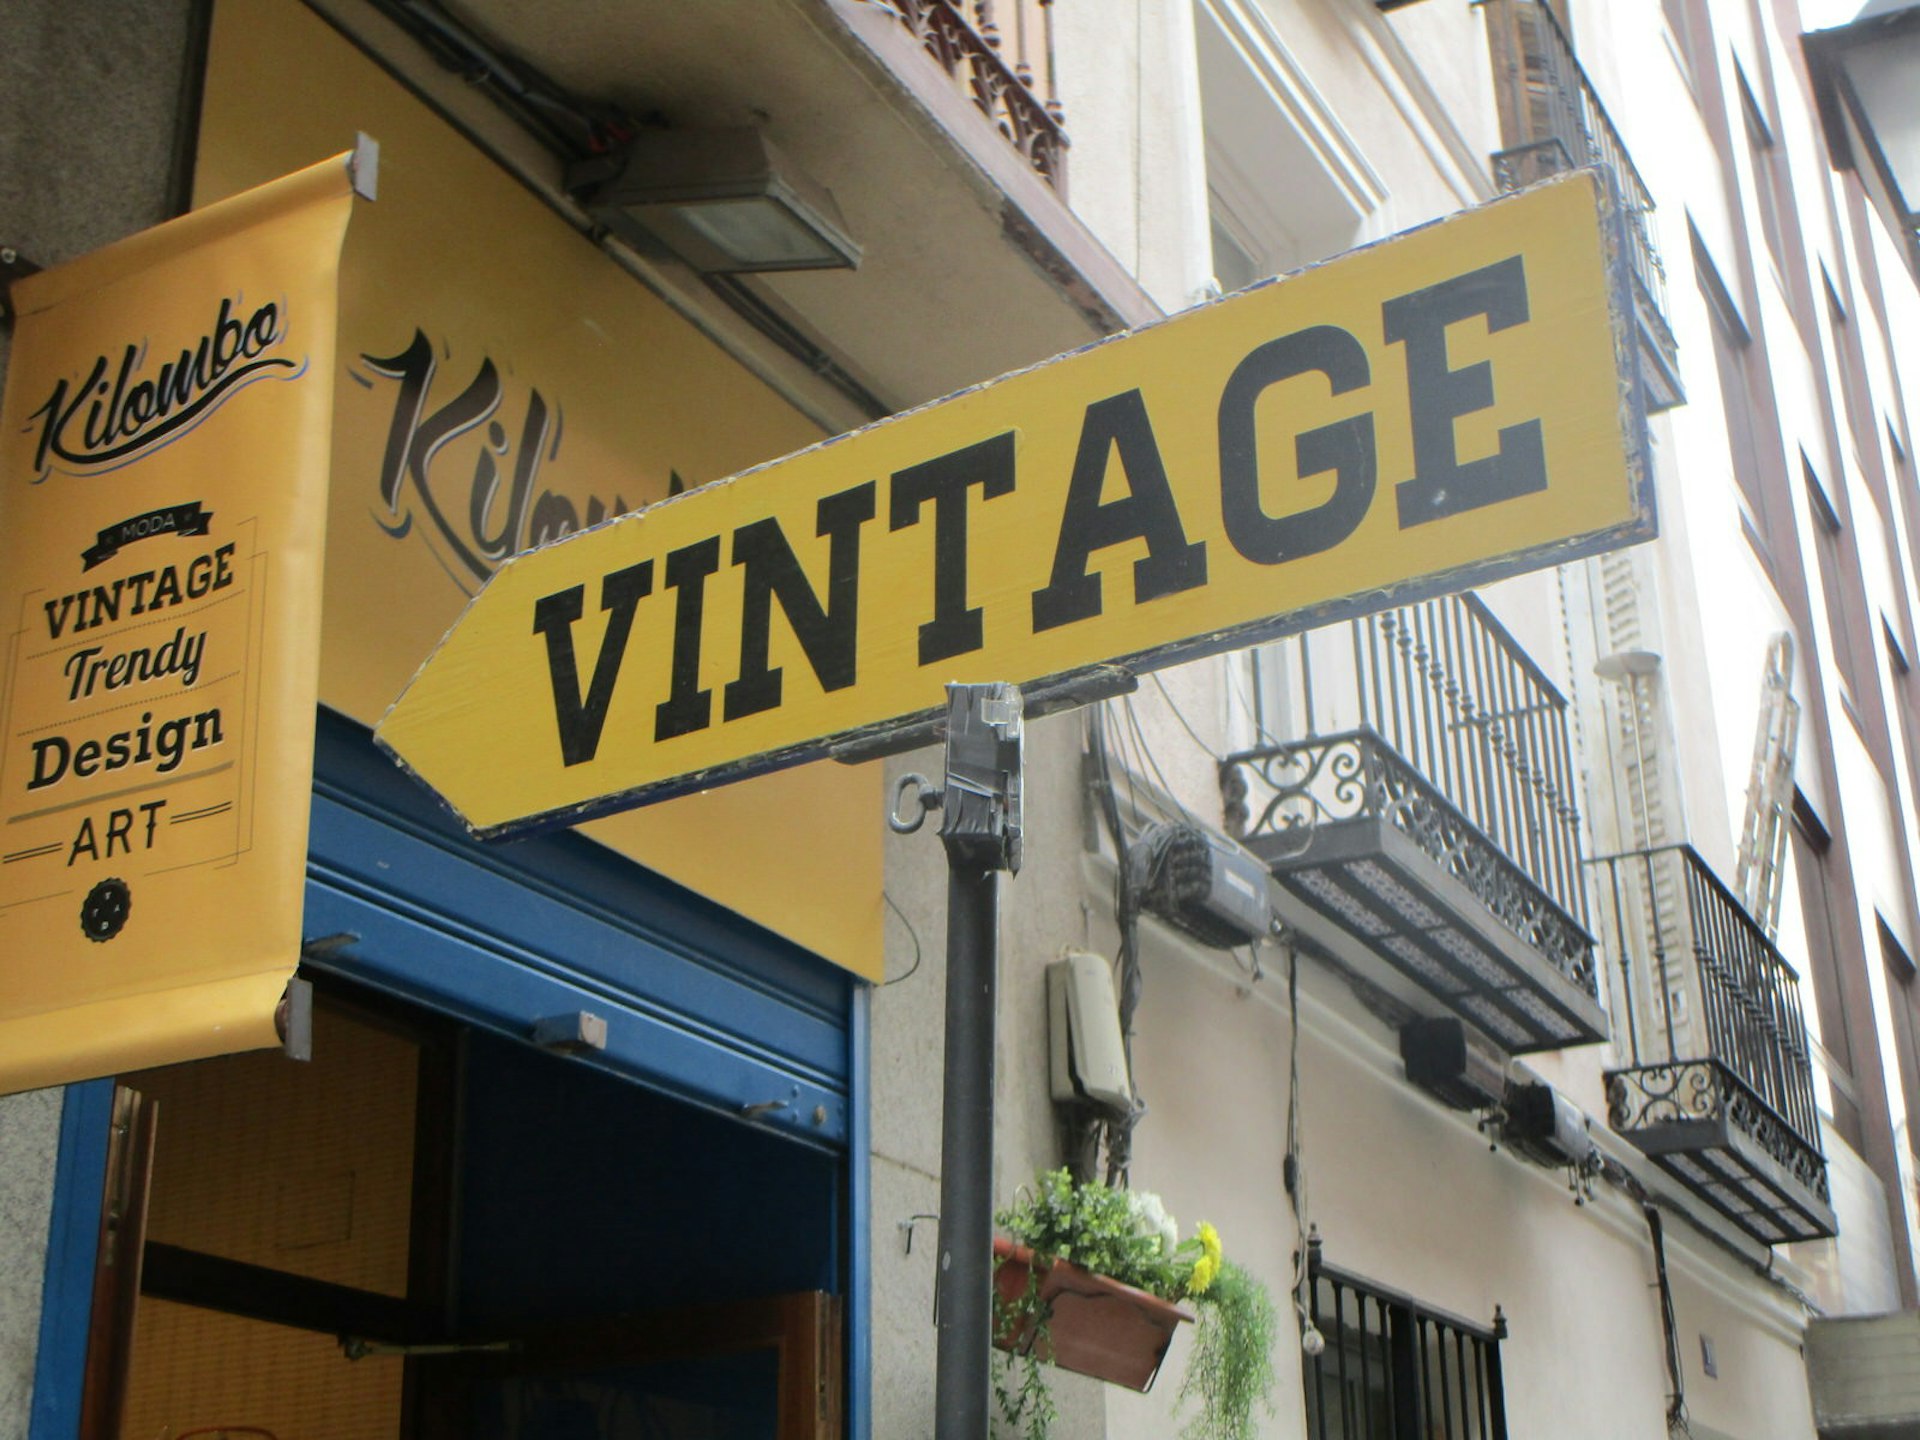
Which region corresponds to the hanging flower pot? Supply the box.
[991,1235,1194,1392]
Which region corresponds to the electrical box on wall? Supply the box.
[1048,952,1134,1114]
[1400,1016,1509,1111]
[1129,822,1275,949]
[1502,1080,1592,1168]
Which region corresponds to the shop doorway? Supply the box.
[92,979,844,1439]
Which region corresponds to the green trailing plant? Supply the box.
[991,1169,1277,1440]
[1176,1257,1277,1440]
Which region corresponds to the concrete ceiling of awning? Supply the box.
[438,0,1124,411]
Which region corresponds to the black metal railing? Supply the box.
[1305,1250,1509,1440]
[1223,593,1599,1017]
[1352,596,1585,929]
[1225,729,1599,1014]
[1484,0,1681,407]
[859,0,1069,191]
[1593,844,1823,1157]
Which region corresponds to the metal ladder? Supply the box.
[1735,633,1800,940]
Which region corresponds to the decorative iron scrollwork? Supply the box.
[857,0,1069,189]
[1224,730,1598,996]
[1607,1059,1831,1205]
[1607,1060,1720,1130]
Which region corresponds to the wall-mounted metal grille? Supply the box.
[1304,1260,1508,1440]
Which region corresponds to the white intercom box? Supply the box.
[1047,951,1133,1114]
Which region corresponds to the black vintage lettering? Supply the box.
[1382,255,1546,528]
[1218,325,1377,565]
[888,433,1015,664]
[39,544,237,640]
[531,560,653,766]
[654,538,722,741]
[724,482,877,722]
[28,708,222,791]
[1031,389,1206,633]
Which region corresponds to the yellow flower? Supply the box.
[1190,1254,1219,1296]
[1189,1221,1224,1296]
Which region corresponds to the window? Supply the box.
[1881,921,1920,1161]
[1887,618,1912,681]
[1826,272,1878,460]
[1663,0,1707,94]
[1696,233,1772,548]
[1892,427,1920,649]
[1792,793,1865,1151]
[1303,1259,1508,1440]
[1805,453,1864,694]
[1739,69,1792,279]
[1195,0,1377,282]
[1209,203,1264,295]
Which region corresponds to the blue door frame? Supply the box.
[32,710,873,1438]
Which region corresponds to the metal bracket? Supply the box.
[898,1212,939,1255]
[349,132,381,202]
[830,664,1133,765]
[276,977,314,1062]
[1,247,42,326]
[939,682,1023,874]
[530,1011,607,1053]
[301,932,359,961]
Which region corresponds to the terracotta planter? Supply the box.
[991,1236,1194,1392]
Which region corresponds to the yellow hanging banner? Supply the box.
[0,148,366,1094]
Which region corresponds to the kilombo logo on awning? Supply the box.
[25,297,300,481]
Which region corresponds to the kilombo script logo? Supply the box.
[25,298,300,481]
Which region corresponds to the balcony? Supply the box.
[859,0,1069,193]
[1593,844,1835,1244]
[1221,594,1606,1053]
[1482,0,1684,412]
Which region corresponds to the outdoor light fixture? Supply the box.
[1805,0,1920,275]
[569,127,862,274]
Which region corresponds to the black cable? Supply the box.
[1148,670,1225,762]
[880,889,923,987]
[1120,693,1197,824]
[1087,706,1144,1186]
[1643,1203,1690,1435]
[380,0,632,158]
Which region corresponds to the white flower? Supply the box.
[1129,1190,1179,1253]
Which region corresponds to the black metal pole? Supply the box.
[934,857,998,1440]
[930,682,1023,1440]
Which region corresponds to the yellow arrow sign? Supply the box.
[378,170,1651,837]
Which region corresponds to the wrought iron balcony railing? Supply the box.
[858,0,1069,193]
[1482,0,1683,411]
[1222,594,1605,1052]
[1593,844,1835,1243]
